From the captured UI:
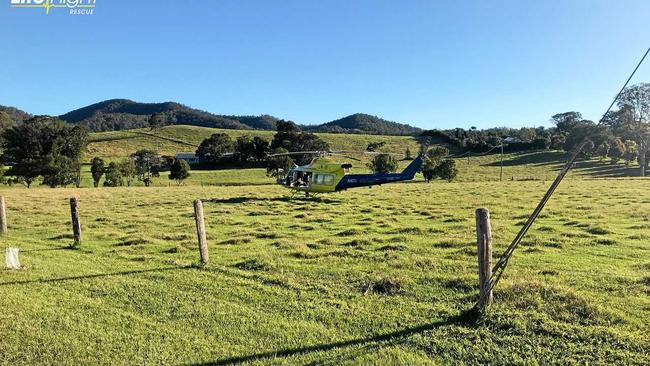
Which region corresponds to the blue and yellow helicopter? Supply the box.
[272,151,424,195]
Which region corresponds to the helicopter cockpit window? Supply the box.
[323,174,335,185]
[314,174,324,185]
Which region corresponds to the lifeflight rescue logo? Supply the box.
[10,0,96,15]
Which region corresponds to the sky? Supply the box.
[1,0,649,129]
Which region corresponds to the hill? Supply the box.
[86,125,421,161]
[0,105,32,124]
[54,99,421,135]
[58,99,281,132]
[312,113,422,135]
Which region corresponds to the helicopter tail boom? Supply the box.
[334,155,423,191]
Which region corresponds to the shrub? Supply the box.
[90,157,105,188]
[368,154,398,174]
[103,162,123,187]
[169,159,191,185]
[435,159,458,182]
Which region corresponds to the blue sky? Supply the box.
[1,0,649,129]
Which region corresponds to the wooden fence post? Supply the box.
[194,199,208,264]
[70,197,81,247]
[0,196,7,235]
[476,208,493,309]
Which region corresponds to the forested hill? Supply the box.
[3,99,422,135]
[0,105,32,123]
[309,113,422,135]
[57,99,280,132]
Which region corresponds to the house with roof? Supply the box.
[175,152,200,165]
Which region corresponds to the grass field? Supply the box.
[1,126,648,364]
[0,178,648,365]
[86,125,422,161]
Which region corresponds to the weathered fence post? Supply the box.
[194,199,208,264]
[0,196,7,235]
[70,197,81,247]
[476,208,493,309]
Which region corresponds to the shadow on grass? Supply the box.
[483,151,641,178]
[482,151,568,167]
[209,196,343,204]
[88,134,142,143]
[132,131,197,147]
[0,266,192,286]
[188,309,479,366]
[20,246,75,253]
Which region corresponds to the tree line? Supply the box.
[420,82,650,176]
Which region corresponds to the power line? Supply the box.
[480,47,650,304]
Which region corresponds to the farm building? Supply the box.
[175,152,200,165]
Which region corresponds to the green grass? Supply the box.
[0,179,648,365]
[86,125,421,161]
[1,125,647,364]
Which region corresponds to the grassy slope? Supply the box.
[0,181,648,365]
[86,125,421,160]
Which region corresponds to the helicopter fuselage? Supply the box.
[276,155,423,194]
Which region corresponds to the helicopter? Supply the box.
[271,150,424,195]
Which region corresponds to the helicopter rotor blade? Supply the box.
[341,155,362,162]
[330,150,404,156]
[266,151,327,157]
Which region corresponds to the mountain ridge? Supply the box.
[2,99,422,136]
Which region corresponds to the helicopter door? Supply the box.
[301,172,312,187]
[293,171,311,187]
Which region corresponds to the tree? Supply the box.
[266,148,294,177]
[562,121,607,156]
[169,159,191,185]
[131,149,161,187]
[368,154,398,174]
[434,159,458,182]
[90,157,106,187]
[5,161,40,188]
[196,133,233,163]
[42,153,79,188]
[421,146,449,182]
[0,116,88,188]
[623,140,639,166]
[148,112,166,130]
[233,136,270,164]
[405,147,413,160]
[366,141,386,152]
[0,111,15,131]
[607,137,625,163]
[616,83,650,176]
[270,120,329,165]
[551,112,583,134]
[550,134,566,150]
[251,136,270,161]
[104,162,123,187]
[595,141,610,161]
[233,135,256,163]
[118,158,137,186]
